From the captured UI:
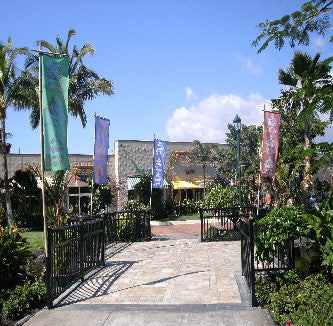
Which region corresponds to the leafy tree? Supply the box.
[188,140,218,194]
[134,174,152,206]
[25,29,114,128]
[274,52,332,191]
[0,38,35,225]
[90,183,114,215]
[252,0,333,53]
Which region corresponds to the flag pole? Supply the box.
[150,135,155,210]
[91,113,96,217]
[37,44,48,258]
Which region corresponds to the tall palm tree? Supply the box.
[278,51,332,191]
[25,29,114,128]
[0,38,35,225]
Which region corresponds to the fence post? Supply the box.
[200,208,204,242]
[249,215,258,307]
[79,221,84,282]
[101,214,105,266]
[46,228,53,309]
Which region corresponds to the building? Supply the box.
[2,140,227,212]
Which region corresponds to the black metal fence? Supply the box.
[104,210,151,243]
[46,210,151,308]
[46,218,105,308]
[200,206,257,241]
[240,214,295,306]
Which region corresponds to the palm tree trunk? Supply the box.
[301,121,312,192]
[1,116,13,226]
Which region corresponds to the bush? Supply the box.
[13,207,43,231]
[255,206,310,264]
[256,271,333,325]
[204,184,238,208]
[0,224,32,287]
[1,279,46,322]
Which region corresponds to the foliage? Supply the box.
[0,224,31,287]
[90,183,114,214]
[252,0,332,53]
[175,199,202,216]
[256,270,333,325]
[1,279,46,322]
[13,207,43,230]
[25,29,114,128]
[255,206,310,264]
[0,37,34,226]
[272,51,332,193]
[204,184,238,208]
[124,200,149,211]
[204,227,241,241]
[134,174,152,206]
[306,208,333,268]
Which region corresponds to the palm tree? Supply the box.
[25,29,114,128]
[278,51,332,191]
[0,38,35,225]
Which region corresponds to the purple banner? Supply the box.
[152,139,166,189]
[93,116,110,184]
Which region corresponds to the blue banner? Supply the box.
[152,139,166,189]
[93,116,110,184]
[41,54,70,171]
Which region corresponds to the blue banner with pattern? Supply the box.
[152,140,166,189]
[93,116,110,184]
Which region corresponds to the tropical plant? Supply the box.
[204,184,238,208]
[0,224,31,287]
[25,29,114,128]
[0,38,35,225]
[31,166,76,227]
[252,0,332,53]
[90,183,114,215]
[276,51,332,191]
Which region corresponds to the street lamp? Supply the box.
[233,114,242,207]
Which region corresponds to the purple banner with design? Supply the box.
[152,139,166,189]
[93,116,110,184]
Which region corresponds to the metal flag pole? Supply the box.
[91,113,96,217]
[37,44,48,258]
[150,135,156,210]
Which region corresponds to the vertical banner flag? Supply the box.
[260,111,281,177]
[41,54,70,171]
[152,139,166,189]
[93,116,110,184]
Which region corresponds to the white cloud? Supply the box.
[237,55,262,75]
[312,36,325,50]
[185,87,198,101]
[166,93,270,143]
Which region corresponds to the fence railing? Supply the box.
[104,210,151,243]
[240,214,295,306]
[46,218,105,308]
[200,206,257,241]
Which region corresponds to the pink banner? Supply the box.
[260,111,281,177]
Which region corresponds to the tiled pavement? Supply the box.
[57,238,242,306]
[22,223,275,325]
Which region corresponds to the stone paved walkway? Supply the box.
[57,238,242,306]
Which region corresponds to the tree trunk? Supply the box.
[301,121,312,192]
[1,116,13,226]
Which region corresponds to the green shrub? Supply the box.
[13,207,43,230]
[255,206,310,264]
[256,271,333,326]
[1,279,46,322]
[204,184,238,208]
[0,225,32,287]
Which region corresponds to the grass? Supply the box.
[20,231,45,250]
[156,212,200,221]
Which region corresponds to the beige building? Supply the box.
[3,140,227,213]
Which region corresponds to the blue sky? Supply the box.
[1,0,332,154]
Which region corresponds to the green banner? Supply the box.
[41,54,70,171]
